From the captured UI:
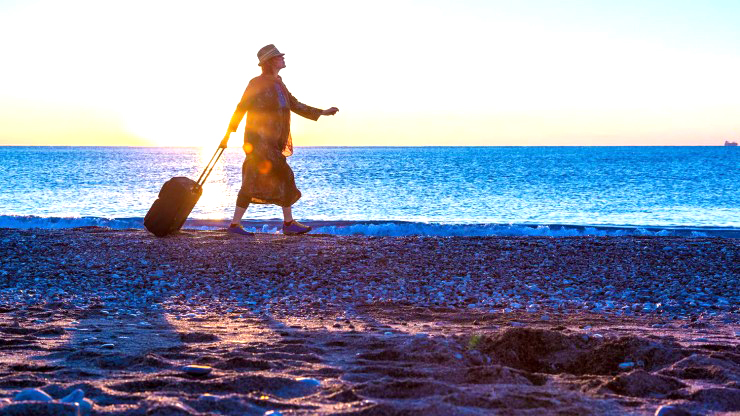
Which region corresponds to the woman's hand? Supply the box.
[321,107,339,116]
[219,132,230,149]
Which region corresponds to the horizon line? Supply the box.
[0,144,735,148]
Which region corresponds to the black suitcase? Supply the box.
[144,147,224,237]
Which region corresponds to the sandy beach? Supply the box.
[0,228,738,415]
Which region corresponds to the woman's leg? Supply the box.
[231,156,251,228]
[281,206,312,235]
[231,204,248,226]
[282,206,293,223]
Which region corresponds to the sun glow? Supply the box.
[1,0,739,146]
[195,147,231,219]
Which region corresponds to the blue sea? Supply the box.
[1,146,738,237]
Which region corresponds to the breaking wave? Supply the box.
[1,215,738,238]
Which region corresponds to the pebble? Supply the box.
[0,402,79,415]
[13,388,53,402]
[295,377,321,388]
[183,365,213,376]
[60,389,93,415]
[60,389,84,404]
[618,362,635,370]
[655,405,691,416]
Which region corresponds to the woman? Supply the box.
[221,44,338,235]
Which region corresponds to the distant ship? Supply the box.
[725,140,738,146]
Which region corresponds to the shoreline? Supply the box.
[2,218,739,238]
[1,229,738,414]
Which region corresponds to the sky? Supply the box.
[1,0,739,146]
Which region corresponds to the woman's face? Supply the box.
[273,55,286,70]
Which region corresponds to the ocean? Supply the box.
[1,146,738,237]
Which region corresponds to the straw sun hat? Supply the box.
[257,44,285,66]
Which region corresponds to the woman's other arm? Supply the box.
[286,87,338,120]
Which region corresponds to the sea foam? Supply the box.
[1,215,735,237]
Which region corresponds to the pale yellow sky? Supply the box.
[1,0,739,146]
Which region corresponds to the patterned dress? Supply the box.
[227,74,322,207]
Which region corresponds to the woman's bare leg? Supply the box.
[282,206,294,223]
[231,205,248,226]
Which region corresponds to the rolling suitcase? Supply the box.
[144,147,224,237]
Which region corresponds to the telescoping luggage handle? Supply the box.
[196,146,225,187]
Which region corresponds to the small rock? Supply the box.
[61,389,93,415]
[183,365,212,376]
[0,401,79,415]
[618,362,635,370]
[79,398,94,415]
[655,404,691,416]
[296,377,320,388]
[60,389,84,404]
[14,388,53,402]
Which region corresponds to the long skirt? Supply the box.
[237,150,301,208]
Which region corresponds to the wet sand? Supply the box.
[0,228,738,415]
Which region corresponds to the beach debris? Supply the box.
[183,364,213,376]
[13,388,53,402]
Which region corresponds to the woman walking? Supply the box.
[221,44,338,235]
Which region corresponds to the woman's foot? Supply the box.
[283,220,312,235]
[227,223,253,236]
